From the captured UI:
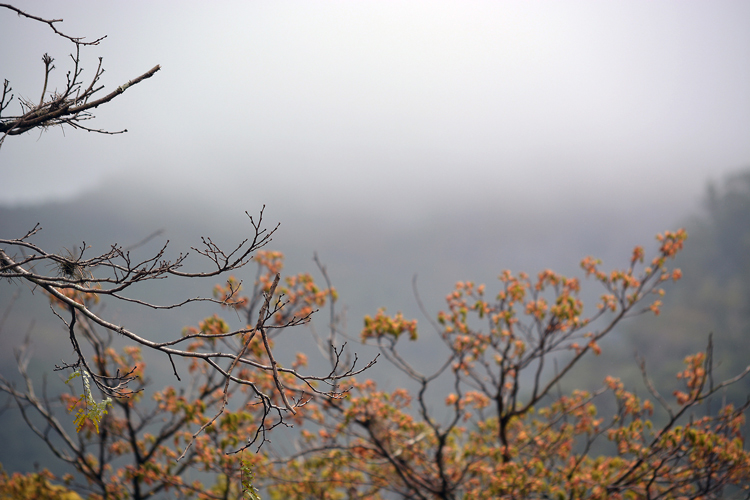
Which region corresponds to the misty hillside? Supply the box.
[1,170,746,474]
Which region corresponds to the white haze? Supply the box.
[0,1,748,220]
[1,1,749,475]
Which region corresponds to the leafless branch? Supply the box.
[0,4,106,45]
[0,4,159,147]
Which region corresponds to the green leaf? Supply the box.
[65,368,113,434]
[241,456,262,500]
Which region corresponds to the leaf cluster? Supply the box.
[64,368,113,434]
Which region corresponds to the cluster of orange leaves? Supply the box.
[212,250,336,326]
[362,308,418,341]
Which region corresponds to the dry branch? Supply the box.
[0,4,159,147]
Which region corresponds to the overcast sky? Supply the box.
[1,1,749,220]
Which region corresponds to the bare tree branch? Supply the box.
[0,4,106,45]
[0,4,159,147]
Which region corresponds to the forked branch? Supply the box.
[0,210,368,447]
[0,4,159,147]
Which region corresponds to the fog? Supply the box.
[3,2,750,479]
[1,1,749,218]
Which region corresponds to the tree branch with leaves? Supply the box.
[261,230,750,499]
[0,209,371,457]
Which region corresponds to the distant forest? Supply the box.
[627,167,750,402]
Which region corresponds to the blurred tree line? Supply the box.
[628,167,750,401]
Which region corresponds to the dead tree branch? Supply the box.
[0,4,159,147]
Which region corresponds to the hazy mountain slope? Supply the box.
[0,176,701,473]
[625,168,750,403]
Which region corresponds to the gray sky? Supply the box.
[1,1,749,219]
